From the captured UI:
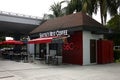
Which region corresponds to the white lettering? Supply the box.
[39,30,68,38]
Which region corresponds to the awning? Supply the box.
[0,40,23,45]
[0,42,3,45]
[28,36,57,44]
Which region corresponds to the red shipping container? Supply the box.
[97,40,114,64]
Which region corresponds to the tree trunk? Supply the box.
[100,3,104,25]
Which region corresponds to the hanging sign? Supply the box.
[39,30,68,38]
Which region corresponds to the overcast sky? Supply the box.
[0,0,110,23]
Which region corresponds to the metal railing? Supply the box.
[0,10,41,19]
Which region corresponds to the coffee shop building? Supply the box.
[28,12,113,65]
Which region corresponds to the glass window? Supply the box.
[49,43,58,50]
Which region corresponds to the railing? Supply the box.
[0,10,41,19]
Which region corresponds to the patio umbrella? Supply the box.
[0,42,3,45]
[2,40,23,45]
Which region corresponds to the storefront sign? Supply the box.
[39,30,68,38]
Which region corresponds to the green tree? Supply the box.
[43,1,66,20]
[66,0,82,14]
[106,14,120,45]
[66,0,98,16]
[107,14,120,32]
[82,0,98,16]
[50,1,65,17]
[96,0,120,25]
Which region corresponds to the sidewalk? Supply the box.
[0,60,120,80]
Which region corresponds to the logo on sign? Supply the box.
[63,42,74,51]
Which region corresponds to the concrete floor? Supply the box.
[0,60,120,80]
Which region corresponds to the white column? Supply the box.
[46,43,49,55]
[27,44,35,62]
[83,31,90,65]
[46,43,49,63]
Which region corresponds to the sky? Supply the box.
[0,0,110,23]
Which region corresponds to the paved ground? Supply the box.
[0,59,120,80]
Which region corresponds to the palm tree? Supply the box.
[95,0,120,25]
[83,0,120,25]
[66,0,82,14]
[81,0,99,17]
[50,1,65,17]
[66,0,120,25]
[65,0,99,18]
[43,1,66,20]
